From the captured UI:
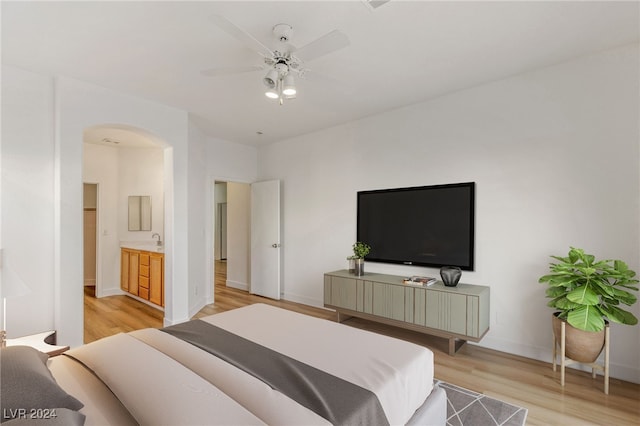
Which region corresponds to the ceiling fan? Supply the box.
[202,15,350,104]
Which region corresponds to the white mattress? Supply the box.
[146,303,435,425]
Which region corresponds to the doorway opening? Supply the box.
[210,179,281,305]
[83,183,98,289]
[82,124,167,343]
[213,181,251,300]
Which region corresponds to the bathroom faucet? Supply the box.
[152,233,162,246]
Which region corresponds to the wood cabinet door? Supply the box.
[121,249,130,291]
[330,277,357,310]
[425,290,467,335]
[128,251,139,296]
[372,282,406,321]
[149,254,164,306]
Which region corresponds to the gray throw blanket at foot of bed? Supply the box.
[162,319,390,426]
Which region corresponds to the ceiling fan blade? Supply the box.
[201,65,263,77]
[293,30,350,63]
[210,15,273,58]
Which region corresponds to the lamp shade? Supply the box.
[265,87,279,99]
[282,74,296,96]
[263,69,279,88]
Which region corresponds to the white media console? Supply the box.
[324,270,490,355]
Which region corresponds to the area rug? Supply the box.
[437,380,528,426]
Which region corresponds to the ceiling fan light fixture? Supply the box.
[263,69,278,88]
[265,87,279,99]
[282,74,297,96]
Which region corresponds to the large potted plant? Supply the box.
[352,242,371,276]
[539,247,638,362]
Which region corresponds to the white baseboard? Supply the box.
[282,291,324,308]
[226,280,248,291]
[163,316,190,327]
[477,335,639,384]
[121,293,164,312]
[96,288,126,298]
[189,297,206,319]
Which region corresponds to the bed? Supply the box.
[1,303,446,425]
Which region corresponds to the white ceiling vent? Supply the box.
[101,138,121,145]
[362,0,391,11]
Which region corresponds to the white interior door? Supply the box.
[250,180,281,299]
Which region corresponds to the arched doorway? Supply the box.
[82,124,167,342]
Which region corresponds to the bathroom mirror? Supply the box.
[128,195,151,231]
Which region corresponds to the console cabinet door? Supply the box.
[425,290,467,335]
[372,282,406,321]
[330,276,357,310]
[414,288,427,326]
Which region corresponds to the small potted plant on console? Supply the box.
[352,242,371,277]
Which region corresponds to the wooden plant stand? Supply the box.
[552,320,610,394]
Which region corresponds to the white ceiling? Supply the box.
[2,1,638,147]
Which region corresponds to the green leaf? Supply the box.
[546,287,567,298]
[600,305,638,326]
[566,286,599,305]
[589,280,615,297]
[611,288,637,306]
[614,260,629,273]
[567,306,605,331]
[548,296,580,310]
[568,248,582,264]
[618,283,639,292]
[574,265,596,276]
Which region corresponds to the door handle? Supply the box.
[272,243,281,248]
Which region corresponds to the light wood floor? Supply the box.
[85,261,640,425]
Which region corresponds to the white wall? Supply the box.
[83,144,119,296]
[258,44,640,382]
[118,147,164,242]
[1,67,55,337]
[187,121,207,317]
[225,182,252,291]
[203,137,258,305]
[1,63,260,342]
[1,66,196,345]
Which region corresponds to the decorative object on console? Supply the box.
[540,247,638,394]
[347,256,357,274]
[351,242,371,277]
[440,266,462,287]
[403,276,437,286]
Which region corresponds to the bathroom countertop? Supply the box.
[120,242,164,253]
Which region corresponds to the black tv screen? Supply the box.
[357,182,475,271]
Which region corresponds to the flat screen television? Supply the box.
[357,182,475,271]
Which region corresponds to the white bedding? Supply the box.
[51,303,440,425]
[135,303,434,425]
[63,333,265,425]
